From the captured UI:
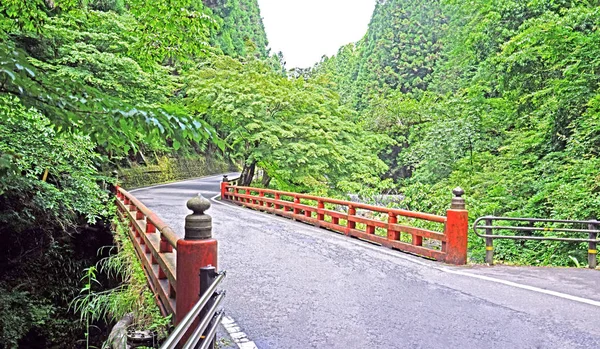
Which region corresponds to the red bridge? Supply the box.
[116,174,600,349]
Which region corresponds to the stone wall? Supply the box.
[118,155,236,189]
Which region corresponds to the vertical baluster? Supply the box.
[317,200,324,222]
[387,213,399,241]
[275,193,281,210]
[293,196,300,215]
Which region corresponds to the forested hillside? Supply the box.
[0,0,383,347]
[2,0,600,346]
[316,0,600,265]
[205,0,270,57]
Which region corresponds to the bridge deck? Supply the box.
[131,174,600,349]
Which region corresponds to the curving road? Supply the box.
[132,175,600,349]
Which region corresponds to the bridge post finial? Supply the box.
[222,175,229,183]
[185,194,212,240]
[176,194,218,327]
[451,187,465,210]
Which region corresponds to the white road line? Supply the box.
[211,194,600,308]
[439,267,600,307]
[221,316,258,349]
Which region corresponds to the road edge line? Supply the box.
[221,315,258,349]
[439,267,600,307]
[211,194,600,308]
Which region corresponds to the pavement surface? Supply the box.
[131,174,600,349]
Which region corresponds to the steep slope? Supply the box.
[204,0,269,57]
[317,0,446,109]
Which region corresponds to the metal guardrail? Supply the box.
[161,266,226,349]
[473,216,600,268]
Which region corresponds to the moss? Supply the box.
[118,154,236,189]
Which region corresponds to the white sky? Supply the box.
[257,0,377,69]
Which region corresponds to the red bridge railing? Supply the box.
[221,179,468,265]
[115,187,219,327]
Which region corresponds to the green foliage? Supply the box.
[315,0,447,109]
[186,54,390,193]
[1,5,220,154]
[322,0,600,266]
[206,0,270,58]
[0,96,109,227]
[72,219,170,344]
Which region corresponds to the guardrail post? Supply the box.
[221,175,229,200]
[589,220,598,269]
[176,195,218,326]
[199,266,218,348]
[444,187,468,265]
[485,218,494,265]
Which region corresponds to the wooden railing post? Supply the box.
[444,187,468,265]
[220,175,229,200]
[275,193,281,210]
[346,205,356,236]
[293,196,300,215]
[317,200,324,221]
[176,195,218,326]
[387,213,399,241]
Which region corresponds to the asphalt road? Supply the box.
[132,175,600,349]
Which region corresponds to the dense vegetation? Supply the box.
[0,0,385,346]
[2,0,599,346]
[315,0,600,265]
[0,0,275,347]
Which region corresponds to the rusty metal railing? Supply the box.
[473,216,599,268]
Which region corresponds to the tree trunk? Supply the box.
[261,171,271,187]
[240,161,256,186]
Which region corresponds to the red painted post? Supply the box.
[176,195,218,328]
[220,175,229,200]
[275,193,281,210]
[317,200,324,222]
[444,187,468,265]
[293,196,300,215]
[387,213,399,241]
[259,191,265,206]
[346,205,356,236]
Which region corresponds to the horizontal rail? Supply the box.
[117,187,179,248]
[182,294,225,349]
[229,185,447,223]
[219,183,472,263]
[115,194,177,315]
[198,311,225,349]
[160,272,225,349]
[473,216,599,268]
[473,217,600,242]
